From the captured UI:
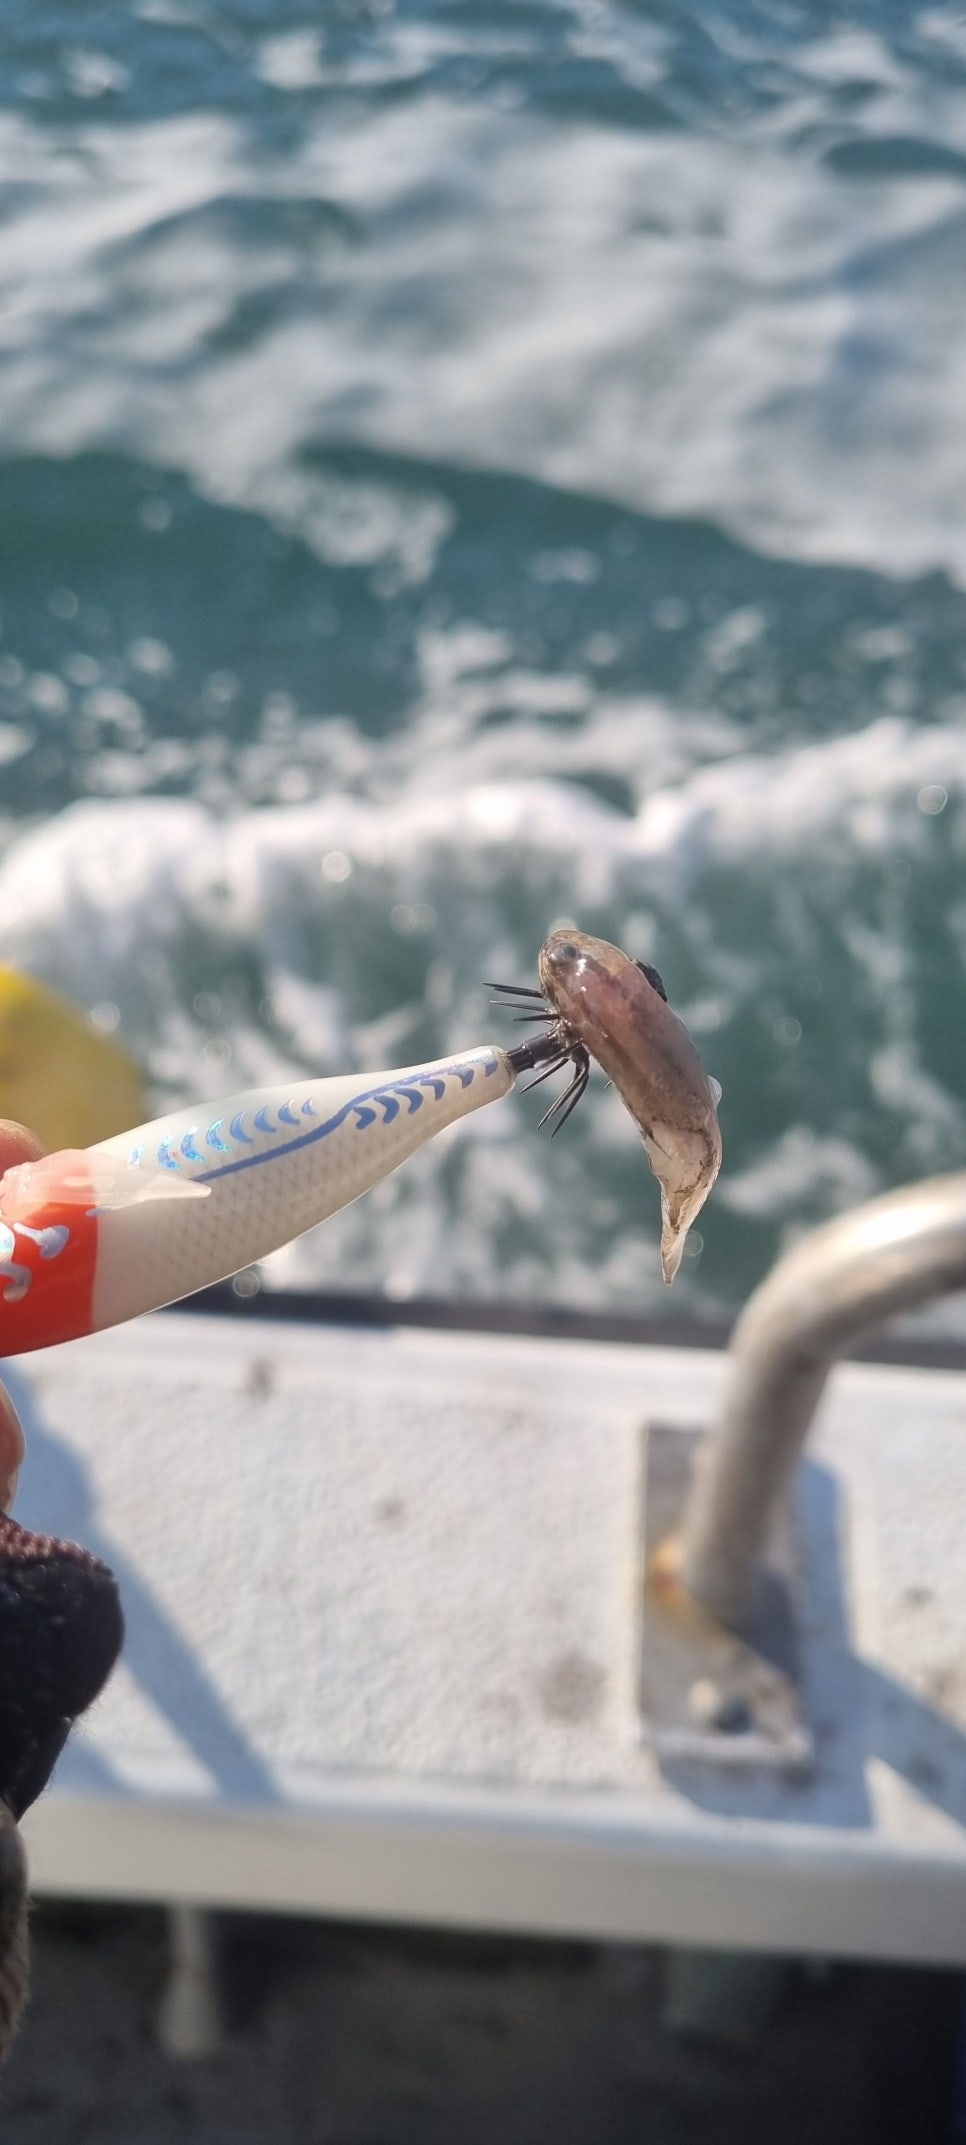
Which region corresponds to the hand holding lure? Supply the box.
[0,926,721,1358]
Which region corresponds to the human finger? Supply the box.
[0,1123,46,1511]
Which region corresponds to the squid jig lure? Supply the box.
[0,927,721,1358]
[0,1045,525,1359]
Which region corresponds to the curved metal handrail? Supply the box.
[680,1173,966,1627]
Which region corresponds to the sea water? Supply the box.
[1,0,965,1324]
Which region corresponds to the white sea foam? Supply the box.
[630,717,966,871]
[2,18,966,581]
[0,709,959,981]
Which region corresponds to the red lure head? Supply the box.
[0,1155,100,1357]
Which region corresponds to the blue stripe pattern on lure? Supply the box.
[187,1056,497,1184]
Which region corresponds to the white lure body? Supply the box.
[0,1045,514,1355]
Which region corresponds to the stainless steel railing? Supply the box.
[680,1174,966,1627]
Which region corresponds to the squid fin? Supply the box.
[642,1122,721,1286]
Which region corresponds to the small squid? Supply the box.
[490,927,722,1283]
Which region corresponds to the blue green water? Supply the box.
[2,1,966,1321]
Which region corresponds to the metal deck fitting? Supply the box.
[682,1170,966,1625]
[9,1305,966,1966]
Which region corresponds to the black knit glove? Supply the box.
[0,1516,123,2057]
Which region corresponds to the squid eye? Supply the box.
[635,960,667,1002]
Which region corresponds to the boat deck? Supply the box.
[11,1305,966,1965]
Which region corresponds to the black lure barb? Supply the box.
[484,978,591,1137]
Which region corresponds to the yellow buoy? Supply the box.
[0,967,144,1151]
